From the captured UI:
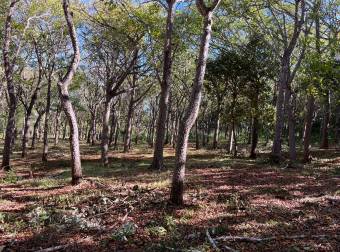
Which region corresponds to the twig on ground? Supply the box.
[34,244,69,252]
[206,230,218,250]
[215,234,338,243]
[224,245,239,252]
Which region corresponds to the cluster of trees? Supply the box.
[0,0,339,205]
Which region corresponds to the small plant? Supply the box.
[146,226,167,237]
[164,215,177,232]
[27,207,50,227]
[2,170,18,184]
[111,222,137,241]
[225,193,249,211]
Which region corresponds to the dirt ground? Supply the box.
[0,141,339,251]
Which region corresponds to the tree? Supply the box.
[57,0,82,185]
[19,40,44,158]
[151,0,178,170]
[270,0,307,163]
[2,0,23,170]
[170,0,221,205]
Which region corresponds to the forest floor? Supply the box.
[0,141,339,252]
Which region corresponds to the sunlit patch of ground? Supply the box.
[0,142,339,251]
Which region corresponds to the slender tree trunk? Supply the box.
[54,105,61,146]
[202,123,206,147]
[212,109,220,149]
[42,71,53,161]
[151,0,177,170]
[101,96,112,165]
[230,121,237,157]
[170,3,219,205]
[227,124,232,153]
[109,108,117,147]
[32,111,45,149]
[286,89,297,165]
[249,90,259,158]
[271,58,289,163]
[22,110,32,157]
[87,120,92,144]
[320,90,330,149]
[124,92,134,153]
[114,119,120,150]
[206,120,211,144]
[91,107,97,145]
[2,98,16,170]
[59,86,82,184]
[303,95,314,162]
[57,0,82,185]
[249,117,258,159]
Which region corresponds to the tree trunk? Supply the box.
[2,97,16,170]
[86,120,92,144]
[249,92,259,158]
[1,0,18,170]
[170,4,218,205]
[114,119,120,150]
[42,71,53,161]
[212,109,220,149]
[57,0,82,185]
[32,111,45,149]
[271,58,289,163]
[230,121,237,157]
[151,0,177,170]
[109,104,118,147]
[91,107,97,145]
[320,90,330,149]
[249,117,258,159]
[303,95,314,162]
[22,110,32,157]
[54,105,61,146]
[124,92,134,153]
[101,96,112,165]
[271,0,305,163]
[59,87,82,184]
[286,88,297,165]
[206,120,211,144]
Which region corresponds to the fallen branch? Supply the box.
[224,245,239,252]
[206,230,218,250]
[215,234,339,243]
[92,196,129,217]
[34,244,69,252]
